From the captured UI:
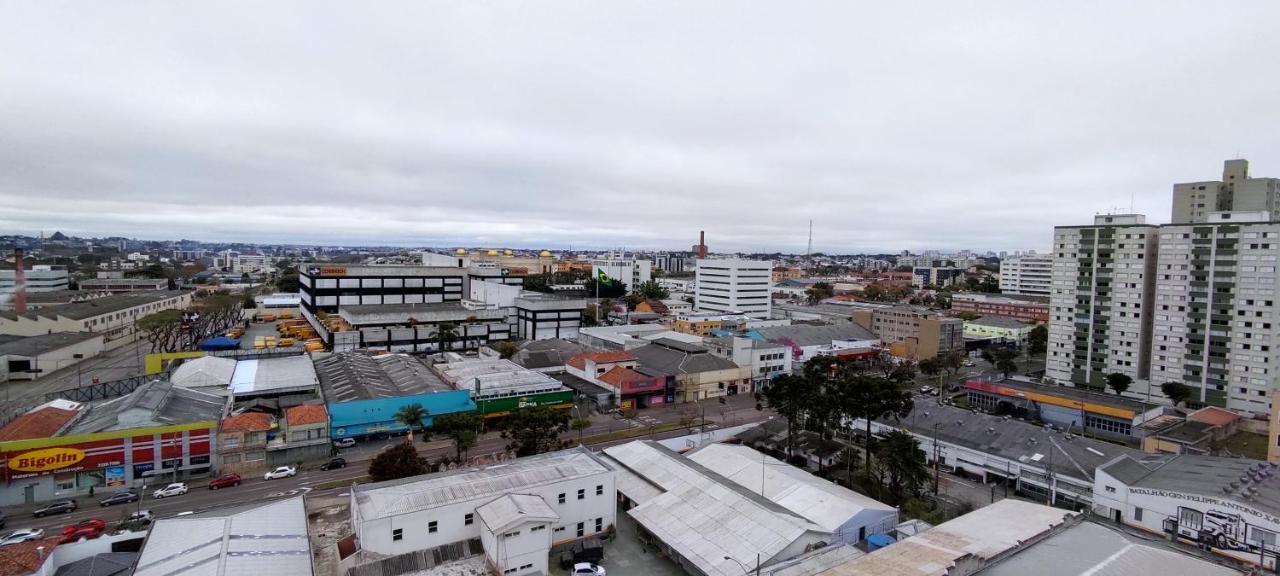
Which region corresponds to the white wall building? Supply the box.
[695,258,772,319]
[592,255,652,292]
[1046,214,1158,391]
[0,265,69,293]
[351,446,616,558]
[998,254,1053,296]
[232,254,271,273]
[1092,454,1280,571]
[477,494,559,576]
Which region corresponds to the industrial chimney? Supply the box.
[12,248,26,314]
[694,231,708,259]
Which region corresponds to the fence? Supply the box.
[45,374,155,403]
[345,539,484,576]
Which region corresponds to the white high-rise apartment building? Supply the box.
[0,265,69,293]
[1149,211,1280,415]
[1046,215,1157,391]
[998,254,1052,296]
[695,258,772,319]
[591,253,651,292]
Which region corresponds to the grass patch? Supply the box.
[579,420,708,445]
[314,476,369,491]
[1220,432,1269,460]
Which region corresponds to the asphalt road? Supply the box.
[1,337,149,410]
[1,393,772,536]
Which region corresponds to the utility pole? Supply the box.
[932,422,940,494]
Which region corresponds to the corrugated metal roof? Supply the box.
[754,324,877,347]
[0,331,102,357]
[979,521,1238,576]
[134,496,311,576]
[355,446,611,520]
[230,356,319,398]
[65,379,224,434]
[687,443,894,534]
[603,440,829,576]
[171,356,237,391]
[315,353,450,402]
[1101,454,1280,520]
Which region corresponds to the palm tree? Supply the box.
[436,322,457,355]
[393,403,430,442]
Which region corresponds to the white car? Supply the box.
[962,360,975,367]
[152,483,188,499]
[332,437,356,449]
[264,466,297,480]
[0,528,44,546]
[573,563,606,576]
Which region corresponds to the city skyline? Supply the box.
[2,2,1278,252]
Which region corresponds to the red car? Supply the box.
[208,473,242,490]
[61,518,106,536]
[59,526,103,544]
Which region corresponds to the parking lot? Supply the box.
[549,511,685,576]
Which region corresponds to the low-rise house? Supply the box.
[267,404,330,465]
[962,315,1037,346]
[629,339,750,402]
[217,412,274,474]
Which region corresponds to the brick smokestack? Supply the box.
[12,248,26,313]
[698,231,707,258]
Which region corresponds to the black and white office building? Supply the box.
[299,264,467,314]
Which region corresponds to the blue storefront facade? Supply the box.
[328,390,476,439]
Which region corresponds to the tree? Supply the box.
[570,417,591,444]
[984,347,1018,377]
[838,371,915,473]
[1106,372,1132,396]
[955,311,980,321]
[500,405,570,457]
[1027,325,1048,357]
[241,295,257,309]
[368,442,426,482]
[393,403,430,441]
[432,412,482,460]
[1161,382,1193,406]
[436,322,457,354]
[762,374,814,457]
[496,340,518,359]
[805,282,836,304]
[918,357,943,378]
[636,280,670,300]
[276,268,301,293]
[873,430,930,504]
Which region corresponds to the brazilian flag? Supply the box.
[597,269,613,285]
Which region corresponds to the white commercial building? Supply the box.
[1046,214,1158,391]
[0,265,69,293]
[232,254,271,273]
[1092,454,1280,571]
[351,446,616,568]
[695,258,772,319]
[998,254,1052,296]
[592,254,652,292]
[1150,212,1280,415]
[135,496,313,576]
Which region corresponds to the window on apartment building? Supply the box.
[428,521,438,533]
[595,518,603,532]
[596,484,604,496]
[577,488,585,500]
[393,528,403,541]
[558,493,566,504]
[465,513,474,526]
[577,522,585,537]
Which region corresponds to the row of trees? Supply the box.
[763,355,926,503]
[136,292,245,352]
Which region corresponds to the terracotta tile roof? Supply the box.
[220,412,275,433]
[567,351,636,370]
[286,404,328,426]
[598,366,650,387]
[0,407,78,442]
[1187,406,1240,427]
[0,536,59,576]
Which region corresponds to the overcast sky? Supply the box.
[2,2,1278,254]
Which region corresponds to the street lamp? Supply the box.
[722,554,761,575]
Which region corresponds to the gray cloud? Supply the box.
[2,1,1279,253]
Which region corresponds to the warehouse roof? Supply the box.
[0,332,102,357]
[603,440,829,576]
[1,291,186,321]
[887,401,1147,483]
[65,379,225,434]
[761,544,863,576]
[687,443,894,535]
[229,355,319,398]
[511,338,583,369]
[964,315,1034,330]
[354,446,611,520]
[134,496,311,576]
[979,520,1238,576]
[434,358,570,396]
[1099,454,1280,519]
[816,499,1073,576]
[475,493,560,534]
[314,352,450,402]
[754,324,877,347]
[629,340,741,376]
[170,356,237,391]
[53,552,139,576]
[566,350,635,370]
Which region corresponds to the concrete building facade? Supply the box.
[851,306,962,360]
[695,258,772,319]
[1172,158,1280,224]
[0,265,69,293]
[998,254,1053,296]
[591,255,652,292]
[1046,215,1158,391]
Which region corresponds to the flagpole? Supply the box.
[595,267,600,326]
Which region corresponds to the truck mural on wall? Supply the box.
[1165,505,1279,557]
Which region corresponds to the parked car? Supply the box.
[319,458,347,471]
[0,529,44,546]
[208,474,242,490]
[264,466,297,480]
[573,563,606,576]
[152,483,189,499]
[127,511,154,525]
[59,526,102,544]
[61,519,106,536]
[333,437,356,449]
[919,386,935,396]
[99,491,138,507]
[33,500,76,518]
